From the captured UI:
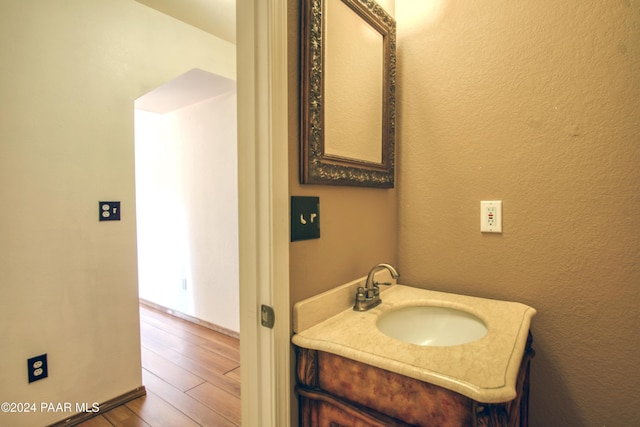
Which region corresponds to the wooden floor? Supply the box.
[78,305,240,427]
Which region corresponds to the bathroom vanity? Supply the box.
[292,277,536,426]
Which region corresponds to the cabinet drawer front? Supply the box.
[318,352,474,427]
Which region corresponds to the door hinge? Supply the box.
[261,304,275,329]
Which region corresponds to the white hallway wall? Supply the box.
[136,89,240,333]
[0,1,235,425]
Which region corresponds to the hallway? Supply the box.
[78,305,240,426]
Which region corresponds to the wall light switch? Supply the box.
[291,196,320,241]
[481,200,502,233]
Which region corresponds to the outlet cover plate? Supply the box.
[27,353,48,383]
[99,201,121,221]
[481,200,502,233]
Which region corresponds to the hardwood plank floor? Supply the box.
[78,304,240,427]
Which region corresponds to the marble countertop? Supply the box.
[292,280,536,403]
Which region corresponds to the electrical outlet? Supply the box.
[99,201,121,221]
[481,201,502,233]
[27,354,48,383]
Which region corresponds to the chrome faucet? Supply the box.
[353,263,399,311]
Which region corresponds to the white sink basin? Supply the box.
[376,305,488,347]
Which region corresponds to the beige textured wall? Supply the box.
[288,0,397,307]
[396,1,640,425]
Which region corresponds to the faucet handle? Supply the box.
[353,287,366,310]
[372,283,380,297]
[374,281,393,287]
[365,287,376,299]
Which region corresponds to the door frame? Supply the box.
[237,0,291,426]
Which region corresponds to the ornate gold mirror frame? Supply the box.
[300,0,396,188]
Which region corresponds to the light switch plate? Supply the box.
[291,196,320,241]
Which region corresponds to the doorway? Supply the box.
[131,1,292,425]
[134,68,240,336]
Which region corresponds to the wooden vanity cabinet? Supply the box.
[295,334,534,427]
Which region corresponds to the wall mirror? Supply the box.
[300,0,396,188]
